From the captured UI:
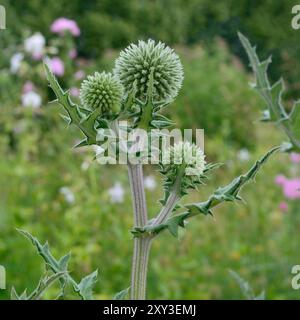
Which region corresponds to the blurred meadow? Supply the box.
[1,0,300,299]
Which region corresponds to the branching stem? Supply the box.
[128,163,151,300]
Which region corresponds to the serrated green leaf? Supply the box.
[11,287,27,300]
[134,147,279,237]
[28,271,67,300]
[58,253,71,271]
[238,32,300,150]
[113,287,130,300]
[73,139,89,148]
[229,270,265,300]
[77,270,98,300]
[44,63,97,145]
[17,229,98,300]
[185,146,280,217]
[288,100,300,138]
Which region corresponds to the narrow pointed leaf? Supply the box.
[113,287,130,300]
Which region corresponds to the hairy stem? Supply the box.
[153,190,181,225]
[131,237,152,300]
[128,163,151,300]
[153,168,184,226]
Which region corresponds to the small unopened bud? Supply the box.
[80,72,123,115]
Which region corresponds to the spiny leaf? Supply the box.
[238,32,271,91]
[288,100,300,139]
[77,270,98,300]
[58,253,71,272]
[11,287,28,300]
[17,229,98,300]
[44,63,97,145]
[185,146,280,217]
[238,32,300,150]
[229,270,265,300]
[113,287,130,300]
[133,147,279,237]
[44,64,81,125]
[28,271,67,300]
[73,139,89,148]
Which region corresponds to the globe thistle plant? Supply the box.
[114,39,184,104]
[80,71,123,116]
[20,35,281,301]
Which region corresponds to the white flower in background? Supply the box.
[144,175,157,190]
[59,187,75,204]
[81,160,90,171]
[108,182,125,203]
[10,53,24,73]
[237,148,250,161]
[24,32,45,58]
[21,91,42,109]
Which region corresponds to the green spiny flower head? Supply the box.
[163,141,206,177]
[159,141,206,203]
[80,72,124,115]
[114,39,184,103]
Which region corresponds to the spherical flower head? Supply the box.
[80,72,124,115]
[114,39,183,103]
[163,141,206,177]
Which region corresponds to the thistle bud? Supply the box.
[80,72,123,115]
[163,141,206,177]
[160,141,206,198]
[114,39,183,103]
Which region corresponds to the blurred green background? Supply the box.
[1,0,300,299]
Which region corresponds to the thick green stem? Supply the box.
[130,237,152,300]
[128,163,151,300]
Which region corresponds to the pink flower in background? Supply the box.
[32,52,43,60]
[282,179,300,199]
[275,175,300,199]
[275,175,286,186]
[50,18,80,36]
[48,57,65,77]
[290,152,300,164]
[22,81,35,94]
[70,87,79,97]
[279,202,288,212]
[75,70,85,80]
[69,49,77,59]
